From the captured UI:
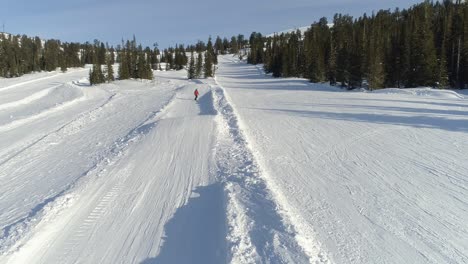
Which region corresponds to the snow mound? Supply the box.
[71,78,90,87]
[0,84,84,131]
[370,88,465,99]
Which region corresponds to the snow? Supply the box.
[0,55,467,264]
[214,55,468,263]
[267,24,334,37]
[267,26,310,37]
[367,87,465,99]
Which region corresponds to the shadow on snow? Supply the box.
[140,183,227,264]
[249,106,468,133]
[197,90,217,116]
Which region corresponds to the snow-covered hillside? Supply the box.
[0,55,467,263]
[267,26,310,37]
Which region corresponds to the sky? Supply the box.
[0,0,424,49]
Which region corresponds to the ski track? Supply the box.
[0,87,113,166]
[0,74,62,92]
[50,168,128,264]
[3,80,218,263]
[0,85,59,111]
[1,69,323,263]
[0,79,179,258]
[214,54,468,264]
[0,89,118,254]
[1,58,467,263]
[0,84,86,133]
[211,80,327,263]
[0,68,87,93]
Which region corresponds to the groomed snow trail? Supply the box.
[1,74,218,263]
[211,80,326,263]
[215,55,468,264]
[2,56,467,263]
[1,65,330,263]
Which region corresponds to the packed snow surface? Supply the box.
[0,56,467,264]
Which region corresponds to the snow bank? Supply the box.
[369,87,465,99]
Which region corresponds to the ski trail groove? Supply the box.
[0,85,86,133]
[0,86,179,256]
[0,69,87,92]
[0,91,116,167]
[211,82,324,263]
[0,85,59,111]
[52,173,127,263]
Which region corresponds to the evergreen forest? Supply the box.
[1,0,467,89]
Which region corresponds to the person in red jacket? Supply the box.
[194,88,199,101]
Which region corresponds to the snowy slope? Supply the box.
[3,80,222,263]
[214,55,468,263]
[0,55,467,264]
[267,26,310,37]
[0,69,177,259]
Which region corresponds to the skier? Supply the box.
[194,88,199,101]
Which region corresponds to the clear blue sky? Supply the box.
[1,0,423,49]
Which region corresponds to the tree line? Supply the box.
[0,31,246,84]
[0,33,85,77]
[247,0,468,89]
[89,34,249,84]
[90,36,156,85]
[185,35,248,79]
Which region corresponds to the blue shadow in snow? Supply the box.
[71,80,91,87]
[344,97,468,109]
[140,183,227,264]
[197,91,217,116]
[288,103,468,117]
[190,79,204,84]
[218,60,340,92]
[250,107,468,133]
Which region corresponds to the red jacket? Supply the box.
[194,89,199,96]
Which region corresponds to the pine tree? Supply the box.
[7,36,19,77]
[44,39,60,72]
[223,37,230,53]
[106,55,114,82]
[287,32,299,77]
[437,43,449,88]
[368,50,385,89]
[145,56,153,80]
[400,18,412,87]
[462,2,468,88]
[327,36,338,85]
[0,35,7,77]
[196,51,203,78]
[204,50,213,77]
[367,14,385,89]
[435,8,450,89]
[304,19,329,82]
[408,3,438,87]
[98,42,106,65]
[89,69,93,84]
[187,51,196,79]
[89,63,105,85]
[230,36,239,54]
[109,47,115,64]
[118,49,130,80]
[137,51,147,79]
[207,37,217,65]
[204,37,215,77]
[263,37,273,73]
[215,36,224,55]
[247,32,264,64]
[60,55,67,72]
[33,37,42,72]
